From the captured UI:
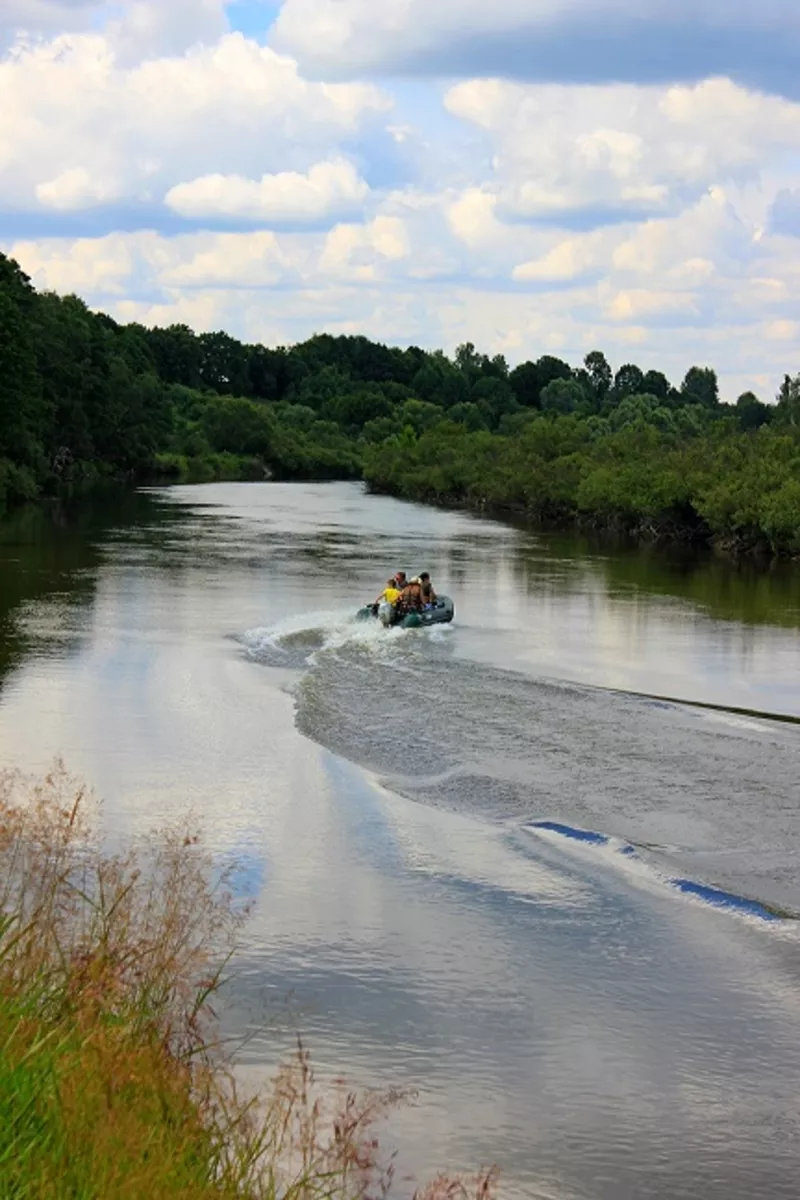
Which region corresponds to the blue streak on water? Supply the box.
[671,879,781,922]
[529,821,785,924]
[532,820,610,846]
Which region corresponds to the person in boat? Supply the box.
[397,576,424,617]
[393,571,408,591]
[378,578,401,606]
[370,577,402,617]
[419,572,437,607]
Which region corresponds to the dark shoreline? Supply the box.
[364,481,797,563]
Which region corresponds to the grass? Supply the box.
[0,764,498,1199]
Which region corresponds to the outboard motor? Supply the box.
[377,600,395,628]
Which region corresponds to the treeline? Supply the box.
[1,252,799,552]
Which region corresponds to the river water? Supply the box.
[1,481,800,1199]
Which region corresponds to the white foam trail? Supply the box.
[243,606,418,666]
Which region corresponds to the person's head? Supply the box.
[387,579,397,588]
[410,576,421,586]
[420,572,430,583]
[394,571,407,585]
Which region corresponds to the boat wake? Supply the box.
[241,608,800,927]
[243,607,452,672]
[524,820,800,927]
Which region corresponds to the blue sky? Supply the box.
[1,0,799,400]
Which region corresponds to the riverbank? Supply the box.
[0,765,494,1200]
[363,420,800,559]
[367,480,779,560]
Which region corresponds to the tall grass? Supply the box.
[0,765,498,1199]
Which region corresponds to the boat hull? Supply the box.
[356,596,455,629]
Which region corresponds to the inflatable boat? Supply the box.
[356,596,455,629]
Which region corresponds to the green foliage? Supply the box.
[681,365,719,408]
[1,250,798,554]
[540,377,588,415]
[365,406,800,554]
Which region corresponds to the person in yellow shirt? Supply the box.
[378,579,401,606]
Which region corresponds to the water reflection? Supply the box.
[1,483,800,1199]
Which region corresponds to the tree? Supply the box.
[455,341,483,382]
[471,377,518,427]
[584,350,612,401]
[198,331,251,396]
[776,374,800,428]
[612,363,645,403]
[681,366,719,408]
[736,391,771,432]
[447,402,488,432]
[322,387,392,432]
[536,355,572,392]
[247,345,284,402]
[641,370,670,402]
[202,396,274,456]
[540,378,586,415]
[411,361,468,409]
[509,362,541,408]
[147,325,203,389]
[0,291,43,465]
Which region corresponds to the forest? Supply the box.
[1,251,799,554]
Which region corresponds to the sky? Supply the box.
[2,1,800,400]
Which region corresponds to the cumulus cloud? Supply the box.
[445,77,800,226]
[513,235,604,283]
[318,215,410,280]
[165,159,369,222]
[6,173,799,401]
[770,189,800,237]
[1,0,97,40]
[1,0,231,57]
[9,232,137,294]
[106,0,230,63]
[272,0,800,99]
[3,1,800,407]
[0,32,389,215]
[35,167,120,211]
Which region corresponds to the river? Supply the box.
[1,481,800,1199]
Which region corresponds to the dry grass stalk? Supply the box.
[0,763,499,1199]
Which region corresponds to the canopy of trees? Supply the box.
[1,253,799,554]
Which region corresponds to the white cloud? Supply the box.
[10,232,137,294]
[271,0,800,99]
[604,288,699,322]
[35,166,120,210]
[446,190,504,248]
[765,319,799,341]
[153,231,299,288]
[6,196,800,404]
[319,215,410,280]
[1,0,97,40]
[1,0,230,57]
[445,77,800,223]
[0,31,389,212]
[165,158,369,222]
[3,4,800,408]
[107,0,229,63]
[513,235,603,282]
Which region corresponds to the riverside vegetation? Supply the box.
[0,763,496,1198]
[1,252,799,554]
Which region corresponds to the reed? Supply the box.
[0,764,497,1199]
